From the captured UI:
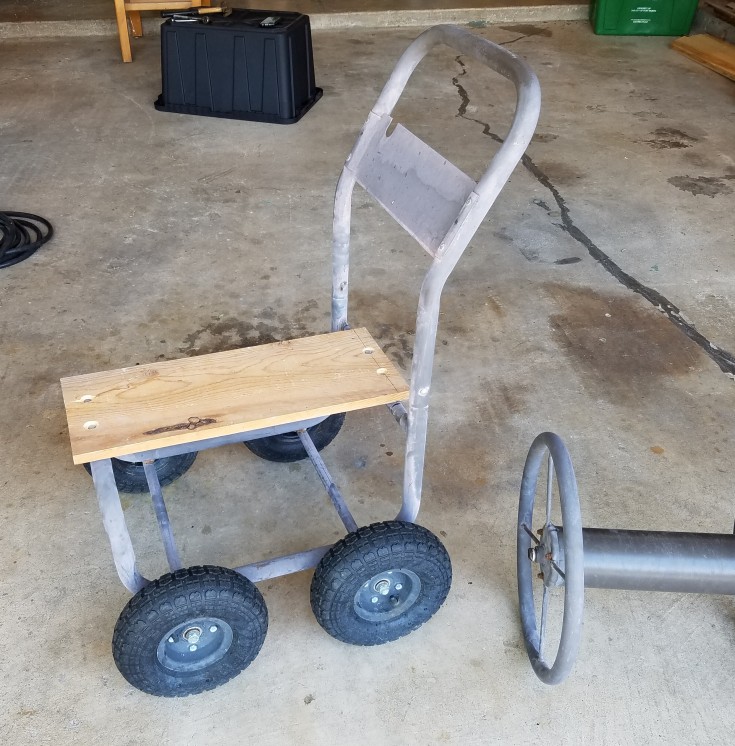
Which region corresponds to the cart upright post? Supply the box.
[330,25,541,521]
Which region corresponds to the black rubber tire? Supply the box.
[83,452,197,493]
[310,521,452,646]
[112,565,268,697]
[244,413,346,463]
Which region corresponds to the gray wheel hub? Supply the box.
[354,568,421,621]
[156,616,233,673]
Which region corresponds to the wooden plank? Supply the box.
[61,328,408,464]
[672,34,735,82]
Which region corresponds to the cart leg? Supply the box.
[143,460,183,572]
[298,430,358,533]
[397,276,444,522]
[90,460,148,592]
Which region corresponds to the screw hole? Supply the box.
[83,421,98,430]
[80,394,94,403]
[376,368,388,375]
[363,347,374,355]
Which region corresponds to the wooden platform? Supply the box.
[672,34,735,82]
[61,328,408,464]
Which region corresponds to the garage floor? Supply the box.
[2,20,735,745]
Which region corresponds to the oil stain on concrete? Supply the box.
[642,128,698,150]
[473,379,528,428]
[546,284,704,402]
[531,161,586,186]
[349,290,417,371]
[667,175,735,198]
[179,301,320,356]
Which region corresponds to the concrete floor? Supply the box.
[2,19,735,746]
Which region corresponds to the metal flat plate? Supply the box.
[352,119,476,254]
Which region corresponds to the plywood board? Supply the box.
[61,328,408,464]
[672,34,735,81]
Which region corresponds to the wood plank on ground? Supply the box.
[61,328,408,464]
[672,33,735,81]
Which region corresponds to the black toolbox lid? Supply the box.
[165,8,307,32]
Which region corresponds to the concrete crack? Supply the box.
[451,57,735,378]
[452,56,471,117]
[496,34,529,46]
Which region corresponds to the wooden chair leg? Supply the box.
[113,0,133,62]
[128,10,143,38]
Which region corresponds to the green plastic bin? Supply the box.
[590,0,699,35]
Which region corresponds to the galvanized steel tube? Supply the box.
[577,528,735,595]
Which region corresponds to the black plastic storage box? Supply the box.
[155,9,321,124]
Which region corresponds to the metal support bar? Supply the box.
[235,546,332,583]
[298,429,359,534]
[574,528,735,595]
[143,461,183,572]
[386,401,408,432]
[90,459,148,593]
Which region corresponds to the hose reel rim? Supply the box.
[517,431,585,685]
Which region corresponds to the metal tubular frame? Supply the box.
[332,24,541,522]
[89,25,541,593]
[297,430,359,533]
[91,459,149,593]
[572,528,735,595]
[143,461,183,572]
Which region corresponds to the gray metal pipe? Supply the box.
[575,528,735,595]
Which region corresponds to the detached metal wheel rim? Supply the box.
[156,617,233,673]
[354,568,422,622]
[517,432,584,685]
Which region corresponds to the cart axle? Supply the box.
[547,527,735,595]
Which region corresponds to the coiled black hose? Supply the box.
[0,211,53,269]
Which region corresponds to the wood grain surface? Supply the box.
[61,328,408,464]
[672,34,735,81]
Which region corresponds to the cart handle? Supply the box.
[371,24,540,205]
